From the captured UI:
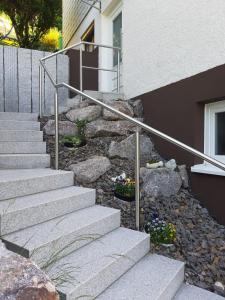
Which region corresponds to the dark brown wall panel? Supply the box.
[191,173,225,225]
[140,64,225,165]
[66,48,98,97]
[139,64,225,225]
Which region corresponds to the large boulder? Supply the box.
[86,119,138,138]
[108,134,153,163]
[178,165,189,188]
[69,156,111,184]
[43,120,77,136]
[132,99,144,118]
[0,241,59,300]
[66,106,102,122]
[128,99,144,117]
[103,101,134,121]
[140,167,182,198]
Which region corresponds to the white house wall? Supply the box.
[123,0,225,98]
[63,0,225,98]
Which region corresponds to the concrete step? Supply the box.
[0,142,46,154]
[3,206,121,268]
[0,130,43,142]
[0,169,74,201]
[0,112,38,121]
[174,284,225,300]
[50,227,150,300]
[0,120,40,131]
[97,254,184,300]
[0,186,96,235]
[0,154,50,169]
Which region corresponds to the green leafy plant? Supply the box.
[114,181,135,198]
[61,135,82,148]
[145,213,176,245]
[75,119,87,143]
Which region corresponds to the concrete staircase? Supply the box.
[0,112,223,300]
[0,112,49,169]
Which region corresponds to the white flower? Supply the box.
[111,172,126,182]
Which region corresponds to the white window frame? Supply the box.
[204,100,225,163]
[191,100,225,176]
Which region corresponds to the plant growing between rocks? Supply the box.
[75,119,88,143]
[145,213,176,245]
[61,119,87,148]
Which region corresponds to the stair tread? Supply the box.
[0,169,74,201]
[0,186,94,214]
[0,154,49,157]
[0,120,39,123]
[0,129,41,132]
[48,227,149,297]
[97,254,184,300]
[0,120,40,130]
[0,130,43,142]
[0,142,46,154]
[174,284,225,300]
[0,153,49,156]
[0,112,38,121]
[3,205,120,252]
[0,168,69,182]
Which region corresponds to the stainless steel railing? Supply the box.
[39,41,121,116]
[39,42,225,231]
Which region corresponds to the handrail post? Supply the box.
[135,128,140,231]
[39,65,43,117]
[117,50,120,93]
[54,88,59,170]
[80,45,83,101]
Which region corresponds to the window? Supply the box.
[113,12,122,66]
[205,100,225,163]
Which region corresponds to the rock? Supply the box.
[165,159,177,170]
[50,106,69,115]
[43,120,77,136]
[66,106,102,122]
[67,96,81,109]
[0,247,59,300]
[140,167,182,198]
[108,134,153,163]
[214,281,225,296]
[178,165,189,188]
[0,240,8,257]
[103,101,134,121]
[69,156,111,183]
[132,99,144,117]
[86,119,138,138]
[146,161,164,169]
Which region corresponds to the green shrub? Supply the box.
[61,135,82,147]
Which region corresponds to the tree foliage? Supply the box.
[0,0,62,49]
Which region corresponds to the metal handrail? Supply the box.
[40,42,225,230]
[40,41,121,111]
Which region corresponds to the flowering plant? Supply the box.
[112,173,135,199]
[145,213,176,245]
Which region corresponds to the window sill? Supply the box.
[191,163,225,177]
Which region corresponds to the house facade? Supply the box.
[63,0,225,224]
